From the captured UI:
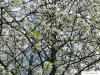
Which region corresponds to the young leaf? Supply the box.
[33,31,41,39]
[12,0,19,5]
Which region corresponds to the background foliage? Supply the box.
[0,0,100,75]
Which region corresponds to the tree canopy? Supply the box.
[0,0,100,75]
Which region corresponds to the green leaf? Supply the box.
[29,31,41,40]
[44,62,53,70]
[33,31,41,38]
[96,1,100,4]
[28,32,34,37]
[34,42,41,50]
[93,16,97,21]
[29,31,40,36]
[12,0,19,5]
